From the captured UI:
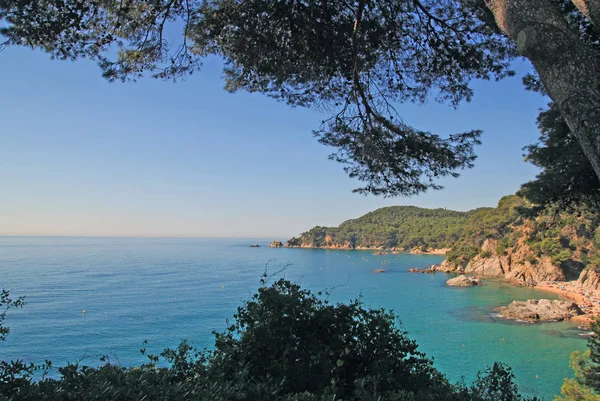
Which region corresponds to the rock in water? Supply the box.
[268,240,284,248]
[495,299,583,322]
[446,275,480,287]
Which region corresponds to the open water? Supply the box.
[0,237,589,399]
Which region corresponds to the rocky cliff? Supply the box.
[435,238,596,285]
[465,239,566,283]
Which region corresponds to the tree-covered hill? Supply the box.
[288,196,600,288]
[287,206,490,250]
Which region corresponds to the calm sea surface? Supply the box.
[0,237,588,399]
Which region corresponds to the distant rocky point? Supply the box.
[495,299,583,322]
[249,244,261,248]
[268,240,284,248]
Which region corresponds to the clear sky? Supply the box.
[1,46,548,238]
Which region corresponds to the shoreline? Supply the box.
[535,281,600,327]
[282,244,448,255]
[276,243,597,327]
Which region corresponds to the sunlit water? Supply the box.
[0,237,588,399]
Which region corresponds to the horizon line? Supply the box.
[0,234,291,240]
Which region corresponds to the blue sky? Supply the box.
[1,47,548,238]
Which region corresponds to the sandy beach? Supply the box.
[536,281,600,326]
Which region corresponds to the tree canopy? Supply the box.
[0,0,516,196]
[519,103,600,211]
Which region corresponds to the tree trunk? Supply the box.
[487,0,600,182]
[571,0,600,27]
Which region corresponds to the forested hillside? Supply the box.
[287,206,490,250]
[288,196,600,287]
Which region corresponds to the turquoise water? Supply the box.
[0,237,588,399]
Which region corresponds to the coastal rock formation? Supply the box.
[495,299,583,322]
[466,240,566,283]
[249,244,260,248]
[410,247,450,255]
[435,260,461,273]
[579,269,600,290]
[446,275,480,287]
[268,240,284,248]
[285,237,301,248]
[435,239,567,284]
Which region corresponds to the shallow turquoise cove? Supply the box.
[0,237,588,400]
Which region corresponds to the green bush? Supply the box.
[496,244,507,255]
[529,242,542,256]
[526,254,538,264]
[552,249,573,265]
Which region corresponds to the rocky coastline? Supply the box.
[270,239,449,255]
[421,240,600,326]
[270,236,600,327]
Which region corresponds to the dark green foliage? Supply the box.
[480,251,492,258]
[583,317,600,392]
[556,316,600,400]
[0,280,536,401]
[519,104,600,211]
[286,237,301,247]
[469,362,523,401]
[552,249,573,266]
[296,206,484,249]
[0,289,25,342]
[1,0,516,196]
[211,279,442,398]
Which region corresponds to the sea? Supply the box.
[0,236,589,399]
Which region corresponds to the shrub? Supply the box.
[552,249,573,265]
[526,254,538,264]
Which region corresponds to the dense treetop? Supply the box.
[0,0,516,196]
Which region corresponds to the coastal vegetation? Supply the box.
[0,290,25,342]
[556,318,600,401]
[0,281,535,401]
